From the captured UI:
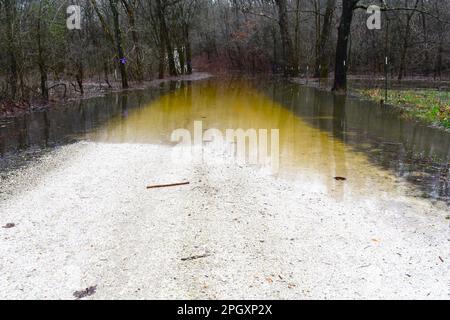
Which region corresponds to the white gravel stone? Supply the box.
[0,142,448,299]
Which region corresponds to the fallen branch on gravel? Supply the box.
[181,253,211,261]
[147,182,190,189]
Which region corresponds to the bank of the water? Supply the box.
[358,88,450,130]
[0,72,212,119]
[289,76,450,130]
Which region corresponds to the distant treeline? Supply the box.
[0,0,449,101]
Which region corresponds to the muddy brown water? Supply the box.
[1,78,449,203]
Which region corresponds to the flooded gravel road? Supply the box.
[0,78,449,299]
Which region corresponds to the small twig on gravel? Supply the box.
[147,182,190,189]
[181,253,211,261]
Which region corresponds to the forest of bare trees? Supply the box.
[0,0,449,102]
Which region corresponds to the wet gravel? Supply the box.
[0,142,449,299]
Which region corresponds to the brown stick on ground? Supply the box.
[146,182,190,189]
[181,253,211,261]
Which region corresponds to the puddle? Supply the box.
[1,78,448,203]
[90,79,449,203]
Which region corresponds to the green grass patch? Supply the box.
[358,88,450,129]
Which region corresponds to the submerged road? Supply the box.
[0,141,448,299]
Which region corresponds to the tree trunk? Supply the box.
[109,0,129,89]
[434,35,443,80]
[332,0,359,93]
[156,0,177,77]
[184,25,193,75]
[398,0,419,81]
[4,0,18,99]
[178,45,186,74]
[275,0,298,77]
[37,2,48,101]
[433,1,443,81]
[314,0,336,78]
[397,19,411,81]
[314,0,321,73]
[158,43,166,79]
[165,40,177,77]
[122,0,143,81]
[293,0,301,71]
[76,61,84,95]
[420,0,430,76]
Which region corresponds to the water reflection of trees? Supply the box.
[270,82,449,203]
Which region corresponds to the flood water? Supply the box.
[1,78,449,203]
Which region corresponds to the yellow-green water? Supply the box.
[1,79,447,202]
[91,80,410,201]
